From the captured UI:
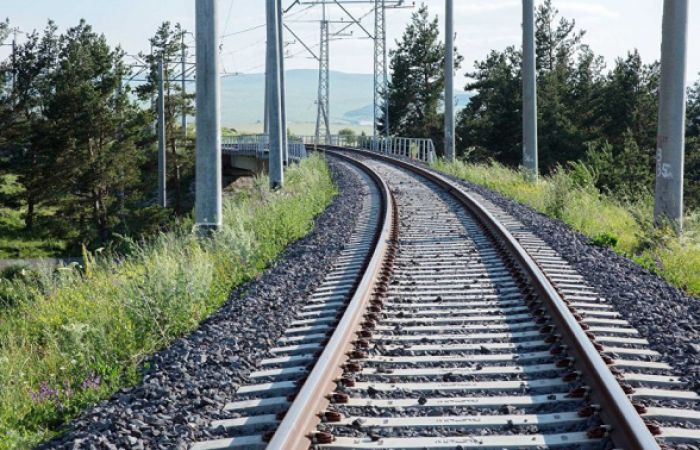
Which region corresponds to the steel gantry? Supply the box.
[374,0,388,137]
[316,3,332,145]
[287,0,409,144]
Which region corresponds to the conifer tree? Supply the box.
[47,20,146,242]
[0,22,59,229]
[381,4,461,154]
[136,22,195,213]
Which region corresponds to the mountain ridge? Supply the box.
[221,69,470,133]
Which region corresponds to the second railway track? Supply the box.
[192,148,700,450]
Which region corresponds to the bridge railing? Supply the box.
[222,135,307,162]
[356,136,436,164]
[297,135,436,164]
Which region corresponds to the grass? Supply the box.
[0,207,72,258]
[0,154,336,449]
[432,159,700,297]
[0,174,71,258]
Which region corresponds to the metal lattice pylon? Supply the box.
[315,19,331,145]
[374,0,388,137]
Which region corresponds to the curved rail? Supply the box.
[324,146,660,450]
[266,152,397,450]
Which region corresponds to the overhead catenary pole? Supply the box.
[444,0,455,161]
[374,0,388,137]
[315,2,331,146]
[522,0,538,179]
[11,30,17,92]
[264,60,269,134]
[181,35,188,139]
[267,0,284,188]
[195,0,223,231]
[287,0,409,147]
[157,56,167,208]
[655,0,689,231]
[277,0,289,164]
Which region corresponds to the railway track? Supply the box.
[192,148,700,450]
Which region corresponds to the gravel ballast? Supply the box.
[39,157,370,450]
[437,170,700,390]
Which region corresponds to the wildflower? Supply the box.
[62,379,74,398]
[81,374,101,391]
[29,382,60,404]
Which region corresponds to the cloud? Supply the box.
[554,1,619,19]
[462,34,520,45]
[454,1,519,14]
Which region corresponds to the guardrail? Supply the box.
[357,136,435,164]
[298,135,436,164]
[222,135,307,162]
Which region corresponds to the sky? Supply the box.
[1,0,700,85]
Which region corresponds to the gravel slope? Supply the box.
[39,157,368,450]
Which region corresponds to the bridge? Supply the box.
[221,134,437,174]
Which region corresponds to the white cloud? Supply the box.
[462,34,520,45]
[554,1,619,19]
[455,1,519,14]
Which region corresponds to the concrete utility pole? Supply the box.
[444,0,455,161]
[655,0,689,231]
[157,56,167,208]
[11,32,16,91]
[195,0,223,231]
[267,0,285,188]
[522,0,538,179]
[277,0,289,164]
[264,62,269,134]
[181,35,188,139]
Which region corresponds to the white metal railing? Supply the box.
[222,135,307,162]
[355,136,436,164]
[297,135,436,164]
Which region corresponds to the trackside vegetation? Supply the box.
[0,155,336,449]
[433,159,700,297]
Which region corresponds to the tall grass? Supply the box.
[0,155,336,449]
[433,159,700,297]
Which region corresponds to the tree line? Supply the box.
[0,20,194,249]
[383,1,699,210]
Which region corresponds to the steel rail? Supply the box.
[266,152,396,450]
[323,146,660,450]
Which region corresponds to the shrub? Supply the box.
[432,158,700,297]
[0,155,336,449]
[591,233,619,248]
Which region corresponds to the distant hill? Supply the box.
[221,69,471,133]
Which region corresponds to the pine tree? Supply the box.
[381,4,461,154]
[457,0,601,169]
[0,19,10,94]
[0,22,60,230]
[685,79,700,210]
[136,22,195,213]
[46,20,146,242]
[457,48,521,165]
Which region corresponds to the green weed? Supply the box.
[432,158,700,297]
[0,155,336,449]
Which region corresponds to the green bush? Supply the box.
[591,233,619,248]
[0,155,336,449]
[432,158,700,297]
